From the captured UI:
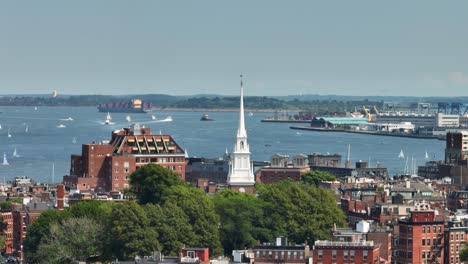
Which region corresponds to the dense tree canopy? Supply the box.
[35,217,103,264]
[256,180,346,243]
[129,163,184,204]
[25,164,345,262]
[302,170,337,186]
[214,190,271,254]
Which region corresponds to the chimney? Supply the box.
[57,184,65,210]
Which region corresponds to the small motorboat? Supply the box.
[200,114,214,121]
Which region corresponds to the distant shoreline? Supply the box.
[153,107,297,113]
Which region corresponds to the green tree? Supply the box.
[214,190,271,254]
[145,202,196,256]
[256,181,346,244]
[302,170,337,186]
[108,201,159,260]
[461,246,468,262]
[129,163,184,204]
[167,185,223,256]
[34,217,104,264]
[24,210,69,263]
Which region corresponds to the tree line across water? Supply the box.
[0,94,382,113]
[22,165,346,264]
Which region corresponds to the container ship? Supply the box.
[97,99,153,113]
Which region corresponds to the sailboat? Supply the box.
[7,128,11,138]
[72,137,77,144]
[398,149,405,159]
[52,163,55,183]
[25,125,28,133]
[12,147,19,158]
[126,115,132,122]
[0,124,2,130]
[151,115,156,120]
[105,112,114,125]
[2,153,8,166]
[425,149,429,160]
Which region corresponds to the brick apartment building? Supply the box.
[394,204,444,264]
[256,154,310,184]
[63,125,186,192]
[312,240,380,264]
[253,237,310,264]
[445,218,468,264]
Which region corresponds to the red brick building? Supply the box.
[63,125,186,192]
[253,237,310,264]
[444,219,468,264]
[0,210,14,255]
[312,240,380,264]
[180,247,209,264]
[256,154,310,184]
[395,207,444,264]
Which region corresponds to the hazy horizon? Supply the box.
[1,1,467,96]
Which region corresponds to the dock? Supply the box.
[290,126,446,140]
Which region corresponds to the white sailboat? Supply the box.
[126,115,132,122]
[425,149,429,160]
[7,128,11,138]
[0,124,2,130]
[25,125,28,133]
[72,137,77,144]
[2,153,8,166]
[151,115,156,120]
[104,112,114,125]
[12,147,19,158]
[398,149,405,159]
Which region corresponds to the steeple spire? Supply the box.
[227,74,255,192]
[238,74,247,138]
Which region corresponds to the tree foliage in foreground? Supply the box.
[35,217,103,264]
[25,164,345,262]
[302,170,337,186]
[256,180,346,243]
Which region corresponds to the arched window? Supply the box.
[240,141,244,149]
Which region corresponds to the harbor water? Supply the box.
[0,107,445,183]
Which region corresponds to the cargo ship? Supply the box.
[97,99,153,113]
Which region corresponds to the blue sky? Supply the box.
[0,1,467,96]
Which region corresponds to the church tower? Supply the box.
[227,75,255,193]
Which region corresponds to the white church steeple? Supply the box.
[227,74,255,192]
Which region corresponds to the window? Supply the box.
[457,245,459,252]
[427,239,430,246]
[422,226,426,233]
[124,168,129,173]
[178,165,182,171]
[256,251,260,258]
[318,250,323,260]
[114,161,119,166]
[363,251,368,261]
[422,252,426,259]
[457,234,459,240]
[422,239,426,246]
[332,250,337,259]
[187,251,195,258]
[350,250,355,260]
[274,252,278,259]
[114,183,119,187]
[451,234,454,241]
[438,226,442,233]
[344,250,348,259]
[433,225,436,233]
[114,176,119,180]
